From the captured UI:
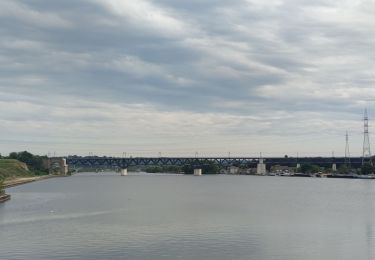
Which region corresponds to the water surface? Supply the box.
[1,173,375,259]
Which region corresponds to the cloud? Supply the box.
[95,0,190,37]
[0,0,71,28]
[0,0,373,156]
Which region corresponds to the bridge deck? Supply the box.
[65,157,363,168]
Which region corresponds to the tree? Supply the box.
[338,165,350,175]
[8,152,18,159]
[300,164,320,174]
[361,163,374,175]
[182,162,220,174]
[145,165,182,173]
[7,151,48,174]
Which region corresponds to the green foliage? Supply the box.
[338,165,350,174]
[300,164,321,174]
[0,177,4,195]
[182,162,220,174]
[361,163,374,175]
[0,151,49,179]
[7,151,48,173]
[145,165,182,173]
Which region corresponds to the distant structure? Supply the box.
[43,157,68,175]
[345,131,351,168]
[362,108,373,166]
[257,152,266,175]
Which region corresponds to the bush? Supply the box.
[0,178,5,195]
[182,162,220,174]
[361,163,374,175]
[338,165,350,174]
[300,164,321,174]
[145,165,182,173]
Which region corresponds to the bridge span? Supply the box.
[43,156,364,175]
[45,156,364,175]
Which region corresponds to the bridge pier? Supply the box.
[257,159,266,175]
[120,168,128,176]
[43,158,68,175]
[194,169,202,176]
[332,163,337,172]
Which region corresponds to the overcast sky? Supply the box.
[1,0,375,157]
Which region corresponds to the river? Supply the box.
[1,173,375,259]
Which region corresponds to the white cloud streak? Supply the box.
[0,0,374,156]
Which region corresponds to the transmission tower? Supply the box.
[362,108,373,166]
[345,131,351,167]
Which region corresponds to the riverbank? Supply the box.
[4,175,60,188]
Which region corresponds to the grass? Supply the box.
[0,159,33,179]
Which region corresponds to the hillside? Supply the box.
[0,159,33,179]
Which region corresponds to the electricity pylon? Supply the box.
[362,108,373,166]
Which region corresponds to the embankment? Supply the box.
[3,175,55,188]
[0,159,32,179]
[0,159,54,202]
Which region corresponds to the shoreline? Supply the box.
[1,175,64,204]
[4,175,62,189]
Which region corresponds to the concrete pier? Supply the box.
[43,158,68,175]
[194,169,202,176]
[332,163,337,172]
[257,159,266,175]
[120,168,128,176]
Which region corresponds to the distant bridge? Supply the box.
[65,156,363,170]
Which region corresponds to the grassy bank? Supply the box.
[0,159,33,179]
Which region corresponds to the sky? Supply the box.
[1,0,375,157]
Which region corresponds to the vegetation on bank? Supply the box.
[298,164,321,174]
[143,162,221,174]
[144,165,182,173]
[360,163,375,175]
[0,159,33,179]
[7,151,48,175]
[297,163,375,175]
[0,177,5,195]
[182,162,220,174]
[0,151,48,180]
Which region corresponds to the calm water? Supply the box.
[1,173,375,260]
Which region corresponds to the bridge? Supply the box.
[46,156,364,175]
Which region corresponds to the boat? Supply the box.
[0,194,11,203]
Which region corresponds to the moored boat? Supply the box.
[0,194,11,203]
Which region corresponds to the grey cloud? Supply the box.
[0,0,373,155]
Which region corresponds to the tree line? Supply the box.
[144,161,221,174]
[1,151,48,175]
[298,163,374,175]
